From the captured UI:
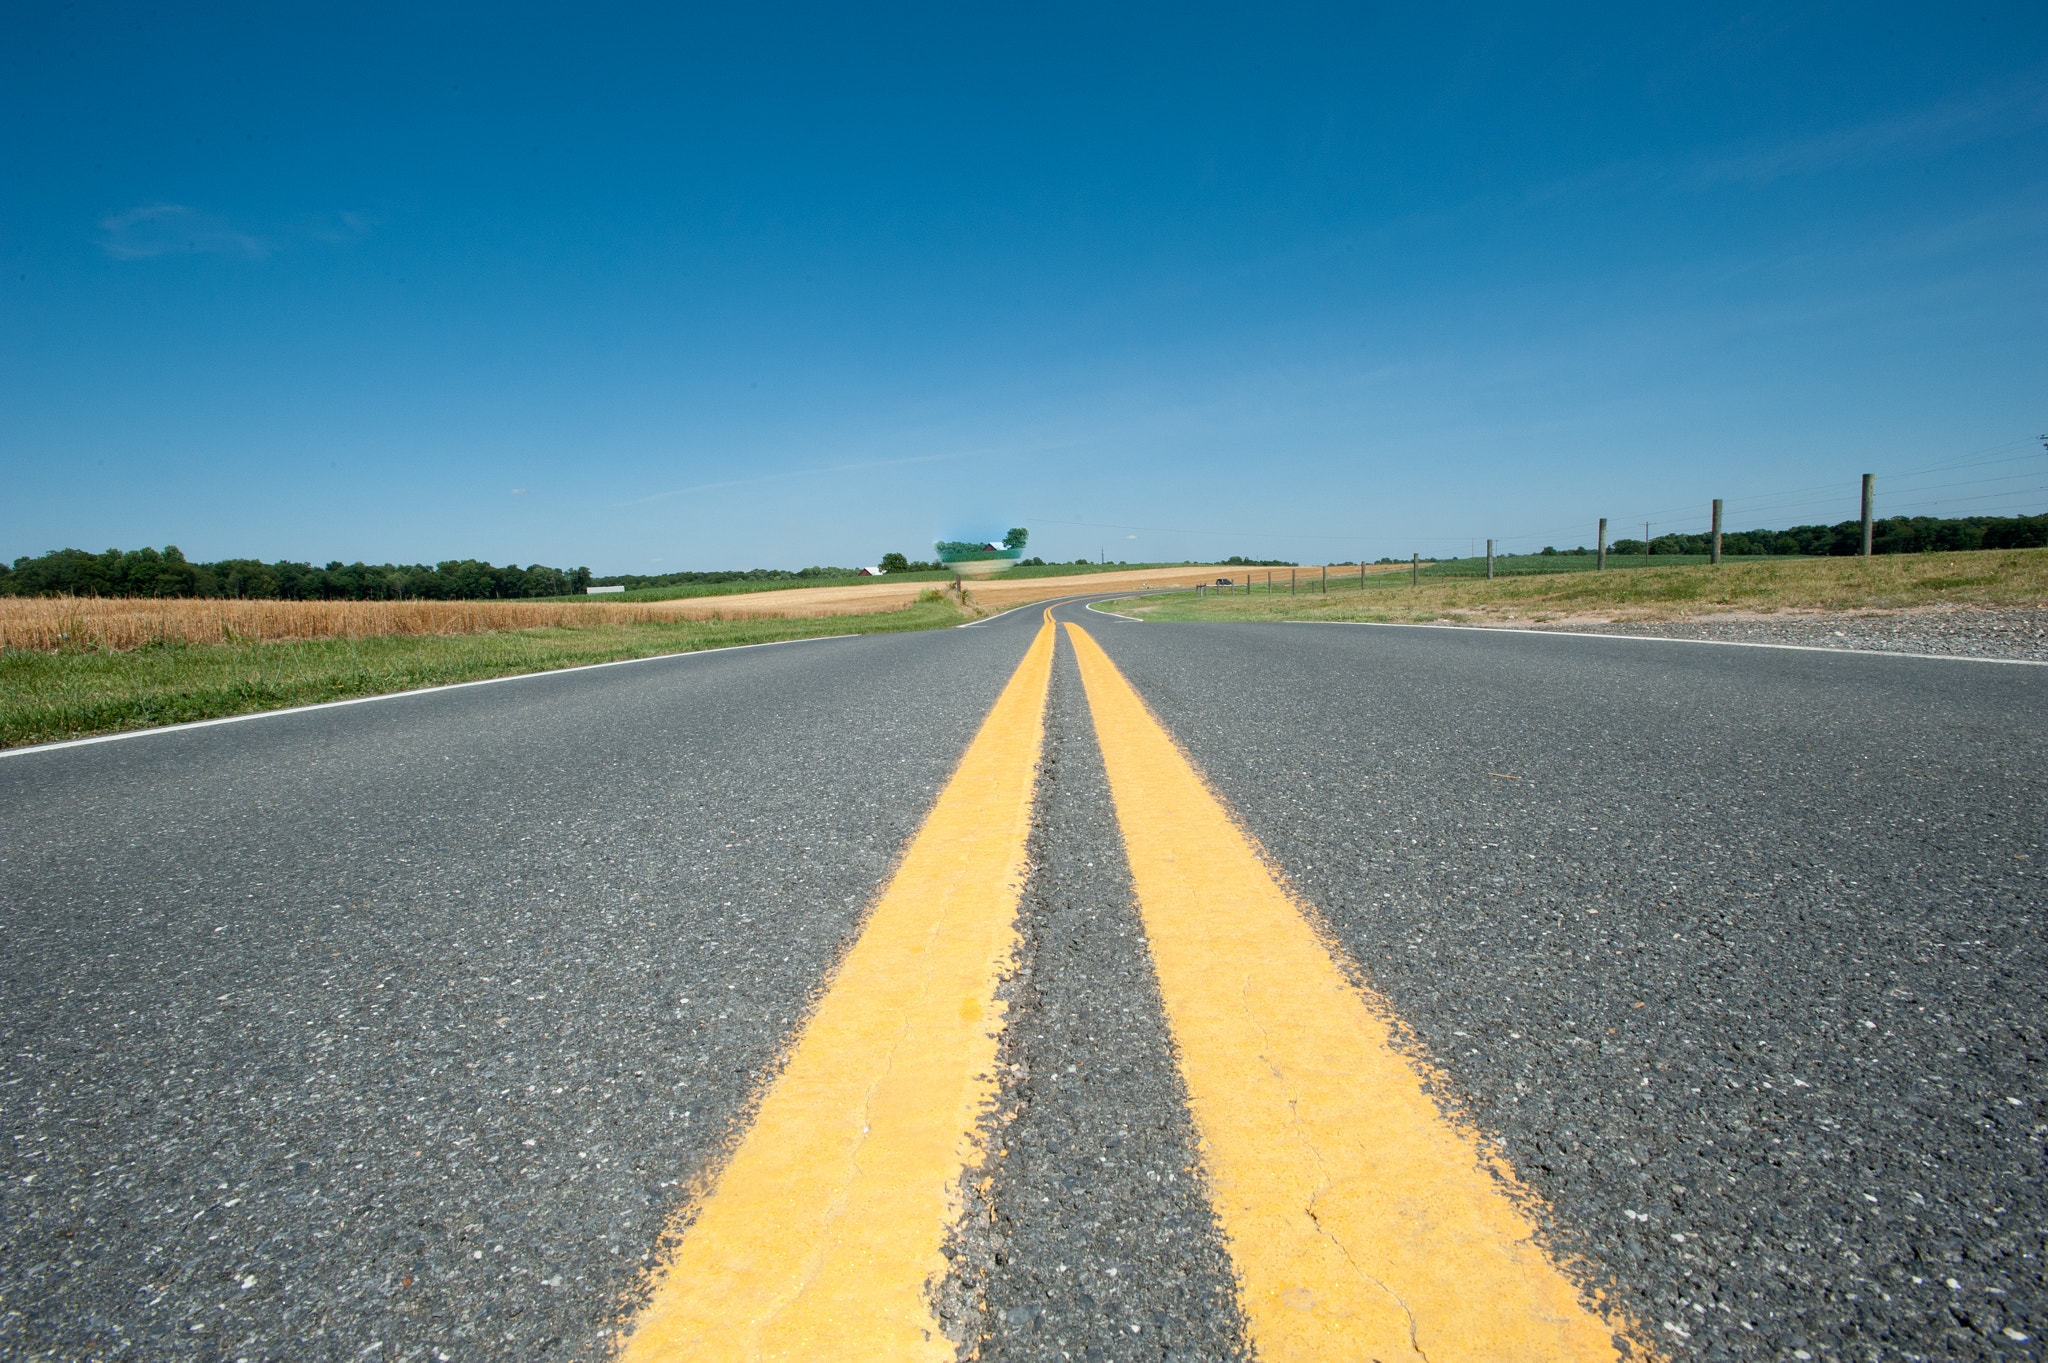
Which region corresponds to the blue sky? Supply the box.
[4,2,2044,571]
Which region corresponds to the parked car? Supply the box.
[1214,577,1234,586]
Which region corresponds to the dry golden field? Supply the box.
[964,562,1404,610]
[0,592,928,652]
[0,565,1411,652]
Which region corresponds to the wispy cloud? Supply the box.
[98,204,271,260]
[1685,74,2048,188]
[98,204,381,260]
[1518,71,2048,208]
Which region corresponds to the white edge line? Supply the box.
[956,599,1044,627]
[0,632,869,759]
[1271,619,2048,666]
[1086,601,1146,622]
[959,590,1139,625]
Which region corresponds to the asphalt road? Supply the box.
[2,599,2042,1361]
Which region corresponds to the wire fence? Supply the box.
[1034,435,2048,560]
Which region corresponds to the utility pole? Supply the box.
[1711,499,1723,565]
[1411,552,1419,586]
[1597,518,1607,571]
[1861,474,1874,556]
[1644,521,1651,568]
[1486,539,1494,581]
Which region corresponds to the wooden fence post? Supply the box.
[1486,539,1494,581]
[1711,499,1723,565]
[1411,552,1419,586]
[1597,518,1607,571]
[1861,474,1874,556]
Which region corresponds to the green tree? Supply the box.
[879,552,911,573]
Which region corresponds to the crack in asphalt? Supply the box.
[1241,971,1430,1362]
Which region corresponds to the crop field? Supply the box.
[535,571,960,603]
[0,591,948,652]
[1106,548,2048,625]
[990,561,1217,578]
[0,597,975,748]
[543,560,1264,603]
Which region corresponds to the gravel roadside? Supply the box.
[1519,607,2048,662]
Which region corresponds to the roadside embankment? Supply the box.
[1102,550,2048,660]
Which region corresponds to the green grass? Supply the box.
[0,598,972,749]
[1409,552,1806,578]
[532,561,1232,602]
[1101,548,2048,627]
[529,570,961,603]
[987,561,1208,579]
[533,560,1193,602]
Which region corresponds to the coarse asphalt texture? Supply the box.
[0,628,1028,1360]
[2,598,2043,1361]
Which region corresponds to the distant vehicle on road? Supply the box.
[1214,577,1234,586]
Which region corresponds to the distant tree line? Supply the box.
[590,566,858,589]
[1603,513,2047,558]
[879,553,1079,571]
[8,512,2038,600]
[0,546,594,600]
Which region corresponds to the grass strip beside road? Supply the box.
[1106,548,2048,626]
[0,599,974,749]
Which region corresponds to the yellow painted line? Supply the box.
[619,616,1056,1361]
[1063,621,1653,1363]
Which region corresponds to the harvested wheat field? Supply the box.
[0,567,1411,651]
[0,591,936,652]
[963,562,1404,610]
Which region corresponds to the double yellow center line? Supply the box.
[621,611,1651,1361]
